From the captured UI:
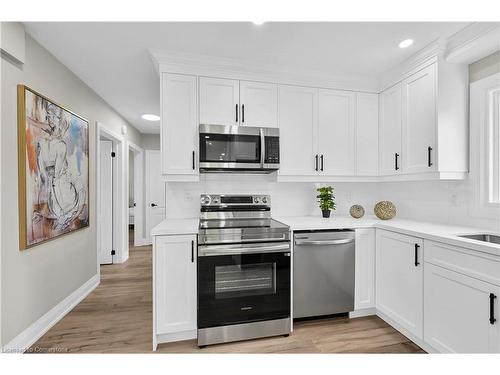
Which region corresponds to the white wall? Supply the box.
[141,134,160,150]
[1,31,142,345]
[469,51,500,83]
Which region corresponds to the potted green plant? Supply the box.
[316,186,336,218]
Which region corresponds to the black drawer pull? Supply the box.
[320,154,324,171]
[414,243,420,267]
[192,151,195,170]
[242,104,245,123]
[395,153,400,171]
[490,293,497,325]
[315,155,318,171]
[191,240,194,263]
[235,104,238,123]
[428,146,433,167]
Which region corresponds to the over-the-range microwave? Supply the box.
[198,124,280,173]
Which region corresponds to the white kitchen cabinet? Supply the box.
[424,263,500,353]
[379,83,402,176]
[354,228,376,310]
[318,89,356,175]
[199,77,239,126]
[376,230,423,339]
[161,73,198,180]
[355,93,379,176]
[278,85,318,175]
[239,80,278,127]
[402,63,437,174]
[154,234,197,348]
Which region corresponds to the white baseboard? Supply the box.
[155,330,197,351]
[349,307,376,319]
[2,274,100,353]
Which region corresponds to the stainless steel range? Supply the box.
[197,194,291,347]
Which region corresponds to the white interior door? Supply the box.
[146,151,166,244]
[99,140,113,264]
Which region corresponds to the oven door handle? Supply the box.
[198,243,290,257]
[294,238,354,246]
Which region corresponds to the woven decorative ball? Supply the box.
[374,201,396,220]
[349,205,365,219]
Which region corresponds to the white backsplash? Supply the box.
[165,174,500,231]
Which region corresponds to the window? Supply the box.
[470,72,500,218]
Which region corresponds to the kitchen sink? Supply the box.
[458,234,500,245]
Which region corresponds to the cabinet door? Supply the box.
[376,230,423,339]
[379,83,402,175]
[355,228,376,310]
[239,81,278,127]
[424,263,500,353]
[199,77,239,125]
[318,89,356,175]
[155,235,197,335]
[278,85,318,175]
[356,93,379,176]
[402,64,437,174]
[161,73,198,176]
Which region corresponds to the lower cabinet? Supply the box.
[354,228,375,310]
[375,230,423,339]
[154,234,197,348]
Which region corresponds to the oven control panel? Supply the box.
[200,194,271,207]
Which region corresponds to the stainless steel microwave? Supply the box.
[198,124,280,173]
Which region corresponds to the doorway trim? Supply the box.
[127,140,146,246]
[96,122,128,268]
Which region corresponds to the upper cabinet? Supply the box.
[379,60,468,179]
[356,93,379,176]
[379,83,403,176]
[318,89,356,176]
[161,73,199,181]
[239,81,278,127]
[402,64,437,174]
[199,77,278,127]
[278,85,318,176]
[199,77,239,126]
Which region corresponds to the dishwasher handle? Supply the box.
[294,238,354,246]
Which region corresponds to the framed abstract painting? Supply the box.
[17,85,89,250]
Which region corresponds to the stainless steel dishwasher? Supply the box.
[293,230,355,319]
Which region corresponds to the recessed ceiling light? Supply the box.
[141,114,160,121]
[252,21,265,26]
[398,39,414,48]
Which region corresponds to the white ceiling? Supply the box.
[24,22,470,134]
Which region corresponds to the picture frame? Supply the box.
[17,85,90,250]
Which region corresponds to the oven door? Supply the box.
[197,242,291,329]
[199,126,262,170]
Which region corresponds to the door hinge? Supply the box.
[111,152,116,158]
[111,250,116,255]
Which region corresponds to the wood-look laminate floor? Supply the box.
[30,230,424,354]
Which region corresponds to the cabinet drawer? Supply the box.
[424,240,500,286]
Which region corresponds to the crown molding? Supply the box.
[150,49,379,92]
[445,22,500,64]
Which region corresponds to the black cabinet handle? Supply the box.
[414,244,420,267]
[315,155,319,171]
[242,104,245,123]
[395,153,400,171]
[150,203,157,207]
[192,151,195,170]
[235,104,238,123]
[428,146,433,167]
[191,240,194,263]
[490,293,497,325]
[320,154,324,171]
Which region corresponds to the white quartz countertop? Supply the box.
[150,218,199,236]
[151,216,500,257]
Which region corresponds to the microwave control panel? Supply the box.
[265,136,280,164]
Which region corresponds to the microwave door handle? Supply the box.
[260,128,265,167]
